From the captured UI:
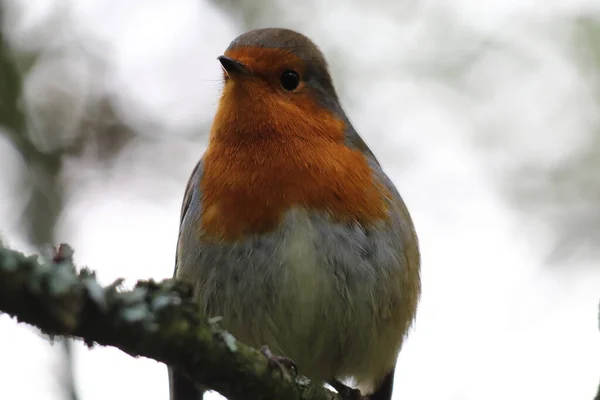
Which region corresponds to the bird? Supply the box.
[169,27,421,400]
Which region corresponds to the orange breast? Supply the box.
[199,76,389,241]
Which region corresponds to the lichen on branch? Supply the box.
[0,242,338,400]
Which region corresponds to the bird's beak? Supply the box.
[218,55,248,78]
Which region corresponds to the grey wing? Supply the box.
[173,158,204,278]
[367,155,421,331]
[170,158,207,400]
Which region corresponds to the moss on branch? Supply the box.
[0,242,338,400]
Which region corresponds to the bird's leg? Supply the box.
[328,379,366,400]
[260,345,298,379]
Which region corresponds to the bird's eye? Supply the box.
[280,70,300,91]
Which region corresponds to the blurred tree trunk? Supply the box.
[0,5,76,400]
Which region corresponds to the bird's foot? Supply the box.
[328,379,367,400]
[260,345,298,380]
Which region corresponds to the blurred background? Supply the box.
[0,0,599,399]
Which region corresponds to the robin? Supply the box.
[169,28,421,400]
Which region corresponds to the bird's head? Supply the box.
[212,28,347,143]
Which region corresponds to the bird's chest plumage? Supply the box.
[198,138,390,241]
[177,204,410,386]
[175,145,416,387]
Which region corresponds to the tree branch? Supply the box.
[0,242,338,400]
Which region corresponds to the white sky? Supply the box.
[1,0,599,399]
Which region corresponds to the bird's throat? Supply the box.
[198,97,390,240]
[199,139,389,241]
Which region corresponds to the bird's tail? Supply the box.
[367,369,395,400]
[169,367,205,400]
